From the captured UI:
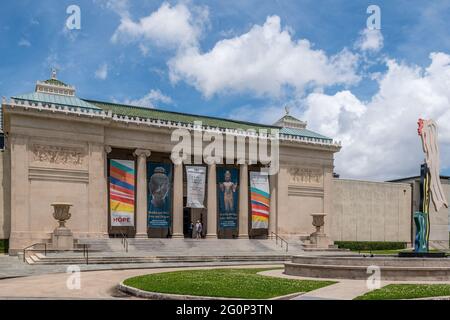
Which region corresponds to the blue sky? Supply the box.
[2,0,450,180]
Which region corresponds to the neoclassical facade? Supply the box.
[1,75,341,254]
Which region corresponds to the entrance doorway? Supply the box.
[183,197,207,238]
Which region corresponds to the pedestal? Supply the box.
[309,233,331,248]
[52,227,74,250]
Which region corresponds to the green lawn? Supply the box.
[356,284,450,300]
[123,268,336,299]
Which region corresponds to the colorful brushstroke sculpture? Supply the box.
[109,159,135,227]
[415,119,448,252]
[250,172,270,229]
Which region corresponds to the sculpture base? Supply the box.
[309,233,331,249]
[52,227,74,250]
[398,252,446,258]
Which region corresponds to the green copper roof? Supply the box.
[13,92,101,110]
[280,127,332,141]
[9,89,334,142]
[84,99,278,131]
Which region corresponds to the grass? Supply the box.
[356,284,450,300]
[0,239,8,254]
[123,268,336,299]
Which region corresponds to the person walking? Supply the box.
[195,220,203,239]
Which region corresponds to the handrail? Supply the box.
[82,244,89,265]
[120,232,128,253]
[270,232,289,252]
[23,242,91,265]
[23,243,47,263]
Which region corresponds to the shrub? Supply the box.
[334,241,406,251]
[0,239,9,253]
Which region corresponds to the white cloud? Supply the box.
[355,28,384,52]
[124,89,173,108]
[95,63,108,80]
[18,38,31,47]
[139,43,150,56]
[111,2,209,49]
[169,16,360,98]
[302,52,450,180]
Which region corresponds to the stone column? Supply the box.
[134,149,151,238]
[206,163,217,238]
[238,162,249,238]
[269,173,277,238]
[172,163,184,238]
[104,146,112,237]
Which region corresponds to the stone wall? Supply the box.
[331,179,412,244]
[7,114,109,253]
[0,151,10,239]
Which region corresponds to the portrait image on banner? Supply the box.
[109,159,135,227]
[186,166,206,208]
[217,167,239,229]
[250,171,270,229]
[147,162,172,228]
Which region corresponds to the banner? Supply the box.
[109,159,135,227]
[186,166,206,208]
[217,167,239,229]
[147,162,172,228]
[250,171,270,229]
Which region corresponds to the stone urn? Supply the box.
[311,213,327,235]
[309,213,331,248]
[52,203,73,228]
[51,203,74,250]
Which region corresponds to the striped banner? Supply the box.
[110,159,135,227]
[250,172,270,229]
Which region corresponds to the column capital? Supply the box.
[134,149,151,158]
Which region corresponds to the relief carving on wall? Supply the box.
[288,167,323,185]
[31,144,85,166]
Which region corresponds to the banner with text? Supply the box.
[147,162,172,228]
[109,159,135,227]
[217,167,239,229]
[186,166,206,208]
[250,171,270,229]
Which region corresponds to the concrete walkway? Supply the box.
[3,263,450,300]
[0,254,283,279]
[259,269,450,300]
[0,265,282,299]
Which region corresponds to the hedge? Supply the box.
[334,241,407,251]
[0,239,8,253]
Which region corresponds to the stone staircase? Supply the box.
[24,238,303,265]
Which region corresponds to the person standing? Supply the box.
[189,221,194,238]
[195,220,203,239]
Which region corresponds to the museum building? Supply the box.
[0,74,344,254]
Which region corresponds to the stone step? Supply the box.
[30,255,292,265]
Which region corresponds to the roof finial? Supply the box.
[285,105,290,116]
[51,68,57,79]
